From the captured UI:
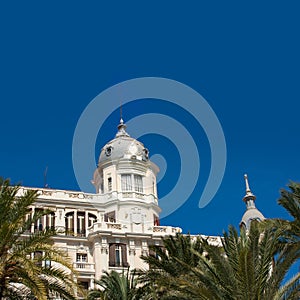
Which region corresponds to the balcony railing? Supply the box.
[87,222,181,235]
[17,187,158,205]
[106,222,122,230]
[153,226,167,233]
[73,262,95,272]
[153,226,181,234]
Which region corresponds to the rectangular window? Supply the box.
[76,253,87,269]
[121,174,132,191]
[109,243,128,267]
[115,245,121,267]
[108,177,112,191]
[104,211,116,223]
[134,175,143,193]
[76,253,87,262]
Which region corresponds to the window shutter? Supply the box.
[109,244,116,267]
[121,244,128,267]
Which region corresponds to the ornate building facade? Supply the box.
[16,119,264,292]
[17,119,183,291]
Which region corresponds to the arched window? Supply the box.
[65,212,74,236]
[88,213,97,227]
[239,222,247,231]
[77,212,85,237]
[33,209,55,232]
[46,212,55,230]
[34,208,44,232]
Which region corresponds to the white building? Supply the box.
[17,119,264,292]
[18,119,182,291]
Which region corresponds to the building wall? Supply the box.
[18,186,182,291]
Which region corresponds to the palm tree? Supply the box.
[192,222,299,299]
[141,233,203,276]
[87,269,140,300]
[267,182,300,245]
[0,178,79,299]
[138,233,204,299]
[141,223,300,299]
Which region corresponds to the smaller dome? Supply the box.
[240,208,265,229]
[240,174,265,230]
[98,119,149,166]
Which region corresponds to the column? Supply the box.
[85,211,89,236]
[31,207,35,233]
[90,275,95,290]
[93,237,102,280]
[74,211,77,236]
[43,214,47,230]
[55,208,65,235]
[128,240,135,269]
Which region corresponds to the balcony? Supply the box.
[17,187,159,206]
[153,226,181,235]
[73,262,95,274]
[87,221,181,236]
[87,222,122,234]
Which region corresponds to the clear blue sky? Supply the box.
[1,2,300,236]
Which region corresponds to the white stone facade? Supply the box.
[17,186,181,290]
[17,120,184,291]
[15,121,259,293]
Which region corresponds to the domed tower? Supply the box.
[92,119,161,228]
[240,174,265,230]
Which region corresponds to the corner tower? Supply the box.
[92,119,161,227]
[93,119,159,197]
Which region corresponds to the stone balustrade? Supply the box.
[17,187,158,205]
[73,262,95,272]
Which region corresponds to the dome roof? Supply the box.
[98,119,149,166]
[240,208,265,229]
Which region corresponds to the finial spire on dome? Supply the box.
[243,173,256,204]
[244,174,251,193]
[116,118,130,137]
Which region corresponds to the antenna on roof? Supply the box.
[120,99,123,121]
[44,166,49,188]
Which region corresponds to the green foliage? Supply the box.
[2,178,300,299]
[142,233,203,276]
[0,178,79,300]
[137,233,204,299]
[87,269,141,300]
[139,223,300,299]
